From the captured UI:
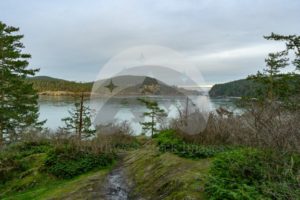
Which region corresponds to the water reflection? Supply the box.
[38,96,238,133]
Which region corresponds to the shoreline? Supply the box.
[38,90,206,97]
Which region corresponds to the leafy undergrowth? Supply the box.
[0,141,115,199]
[124,145,211,200]
[154,130,232,159]
[205,148,300,200]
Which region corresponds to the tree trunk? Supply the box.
[185,97,189,126]
[78,93,84,141]
[151,113,154,138]
[0,123,3,147]
[78,93,83,141]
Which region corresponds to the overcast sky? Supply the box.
[1,0,300,84]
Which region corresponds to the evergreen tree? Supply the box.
[248,51,289,101]
[61,94,95,140]
[245,33,300,109]
[264,33,300,70]
[0,21,43,145]
[138,98,167,137]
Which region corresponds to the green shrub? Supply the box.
[205,148,300,200]
[44,145,115,179]
[0,141,52,185]
[155,130,230,159]
[0,156,27,184]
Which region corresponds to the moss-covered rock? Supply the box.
[124,145,211,200]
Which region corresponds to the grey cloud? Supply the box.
[0,0,299,82]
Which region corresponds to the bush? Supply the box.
[155,130,230,159]
[44,145,115,179]
[205,148,300,200]
[0,141,52,184]
[0,156,27,185]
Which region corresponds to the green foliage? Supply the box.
[155,130,230,159]
[205,148,300,200]
[264,33,300,70]
[138,98,167,137]
[44,145,115,179]
[0,21,44,145]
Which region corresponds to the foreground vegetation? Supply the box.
[153,130,300,200]
[0,139,116,199]
[0,129,299,199]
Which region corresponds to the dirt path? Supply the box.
[104,166,130,200]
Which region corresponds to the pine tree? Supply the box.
[138,98,167,137]
[248,51,289,101]
[0,21,43,145]
[264,33,300,70]
[245,33,300,109]
[61,94,95,140]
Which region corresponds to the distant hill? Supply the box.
[92,75,202,96]
[28,76,64,81]
[26,76,93,95]
[27,75,202,96]
[209,79,259,97]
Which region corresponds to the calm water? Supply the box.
[38,95,238,133]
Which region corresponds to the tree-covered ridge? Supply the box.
[26,76,93,93]
[27,75,202,96]
[209,79,259,97]
[209,75,299,98]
